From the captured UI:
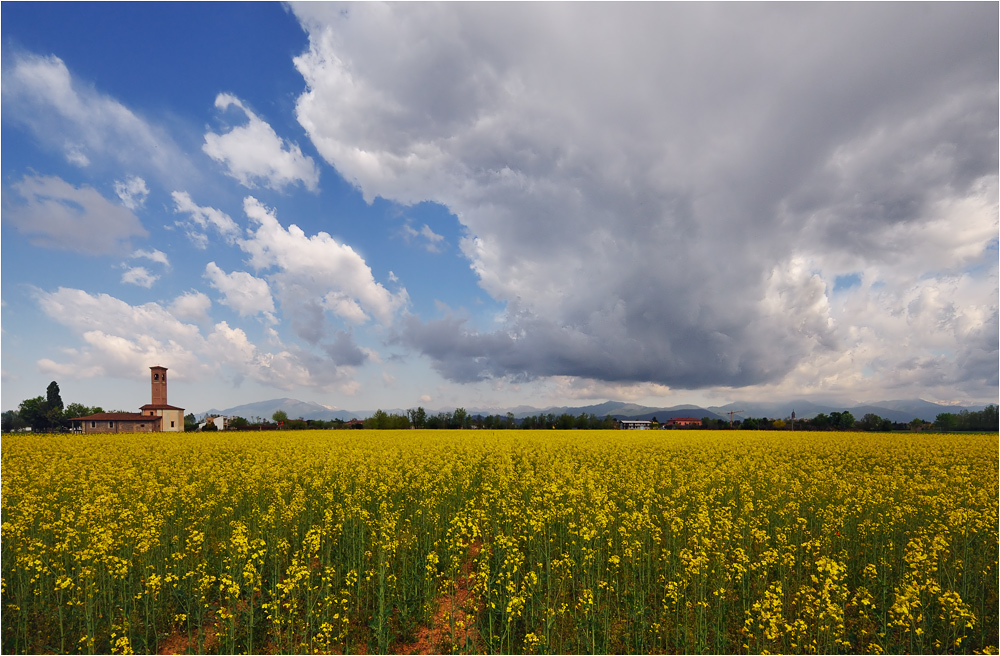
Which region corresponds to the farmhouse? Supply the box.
[71,366,185,433]
[665,417,702,427]
[619,419,653,430]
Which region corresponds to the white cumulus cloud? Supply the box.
[169,291,213,324]
[204,262,276,320]
[203,93,320,192]
[120,266,158,288]
[239,196,408,343]
[130,248,170,269]
[33,287,359,391]
[171,191,241,248]
[114,175,149,210]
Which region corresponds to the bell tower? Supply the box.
[150,366,168,406]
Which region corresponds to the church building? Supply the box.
[71,366,185,433]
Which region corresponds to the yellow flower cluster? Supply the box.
[2,430,996,654]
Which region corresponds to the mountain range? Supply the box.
[199,398,991,425]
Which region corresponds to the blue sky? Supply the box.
[3,3,997,415]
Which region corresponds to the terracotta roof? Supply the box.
[139,404,185,411]
[70,413,161,422]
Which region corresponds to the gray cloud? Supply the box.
[3,174,148,255]
[324,330,368,367]
[293,3,998,396]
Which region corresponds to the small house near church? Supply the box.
[71,366,185,433]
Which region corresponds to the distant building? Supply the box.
[619,419,652,430]
[665,417,702,427]
[71,366,185,433]
[198,416,229,431]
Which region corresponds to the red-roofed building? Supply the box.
[665,417,702,427]
[71,366,185,433]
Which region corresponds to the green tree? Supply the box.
[407,406,427,429]
[366,409,388,429]
[64,403,93,420]
[184,413,198,431]
[18,396,51,432]
[935,412,959,431]
[2,410,23,432]
[365,410,410,429]
[272,410,289,426]
[978,404,999,431]
[229,416,250,429]
[46,381,64,411]
[858,413,886,431]
[426,412,450,429]
[453,407,468,429]
[961,405,999,431]
[42,381,66,430]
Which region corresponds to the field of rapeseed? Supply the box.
[2,430,997,654]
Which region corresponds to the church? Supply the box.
[70,366,185,433]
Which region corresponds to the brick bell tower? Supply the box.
[140,365,184,431]
[151,366,168,406]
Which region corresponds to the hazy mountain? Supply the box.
[200,398,360,422]
[461,400,725,421]
[709,400,836,422]
[200,398,726,422]
[199,397,987,425]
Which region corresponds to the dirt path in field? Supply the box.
[158,542,484,655]
[157,625,218,655]
[395,540,483,654]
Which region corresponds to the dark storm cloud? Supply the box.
[293,2,998,395]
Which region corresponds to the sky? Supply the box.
[2,2,997,416]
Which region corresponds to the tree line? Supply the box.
[1,382,109,433]
[706,405,998,432]
[344,408,617,430]
[194,408,619,431]
[4,381,997,433]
